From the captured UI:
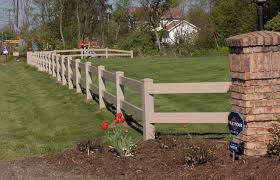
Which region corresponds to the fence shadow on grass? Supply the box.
[155,132,229,139]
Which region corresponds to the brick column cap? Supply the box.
[225,31,280,47]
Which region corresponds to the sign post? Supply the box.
[228,112,245,161]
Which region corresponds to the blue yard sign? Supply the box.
[32,42,39,51]
[229,141,240,153]
[228,112,245,136]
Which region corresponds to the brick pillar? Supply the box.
[226,31,280,156]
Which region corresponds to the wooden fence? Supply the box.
[44,48,134,59]
[27,51,231,140]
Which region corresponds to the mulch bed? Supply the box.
[4,137,280,179]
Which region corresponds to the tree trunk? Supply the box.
[59,0,65,48]
[76,3,81,46]
[115,24,120,41]
[214,33,219,49]
[154,30,162,52]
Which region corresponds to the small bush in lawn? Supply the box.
[267,126,280,157]
[181,143,214,167]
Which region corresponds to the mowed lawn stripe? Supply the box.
[0,60,114,160]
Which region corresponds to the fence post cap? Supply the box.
[142,78,153,83]
[98,65,105,69]
[116,71,124,75]
[85,61,92,65]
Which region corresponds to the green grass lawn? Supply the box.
[90,56,230,138]
[0,57,115,160]
[0,55,230,160]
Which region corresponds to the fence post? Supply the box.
[46,53,49,72]
[36,52,39,69]
[40,53,44,71]
[142,78,155,140]
[61,55,67,85]
[35,53,37,67]
[105,48,108,59]
[52,53,56,77]
[68,57,74,90]
[45,53,48,72]
[40,52,43,71]
[98,65,106,109]
[85,62,93,100]
[27,52,30,65]
[81,48,84,59]
[56,54,62,82]
[43,53,47,72]
[48,53,52,75]
[75,59,82,93]
[35,52,38,68]
[38,52,42,71]
[130,50,133,59]
[116,71,124,113]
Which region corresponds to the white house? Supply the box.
[128,6,199,45]
[158,6,199,45]
[159,20,198,45]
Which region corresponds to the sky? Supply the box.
[0,0,13,29]
[0,0,118,29]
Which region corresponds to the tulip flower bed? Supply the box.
[2,137,279,179]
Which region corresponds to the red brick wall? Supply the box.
[226,31,280,156]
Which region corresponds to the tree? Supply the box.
[59,0,65,47]
[112,0,131,41]
[186,5,216,48]
[265,12,280,31]
[265,0,280,22]
[140,0,178,52]
[210,0,257,45]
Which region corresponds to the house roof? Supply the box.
[164,20,198,32]
[161,6,182,19]
[165,20,181,31]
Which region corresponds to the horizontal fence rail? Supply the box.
[48,48,133,59]
[27,51,231,140]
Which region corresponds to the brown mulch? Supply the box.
[0,138,279,179]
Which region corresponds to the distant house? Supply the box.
[159,20,198,45]
[128,6,198,44]
[158,6,198,45]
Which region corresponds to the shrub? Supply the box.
[267,126,280,157]
[265,12,280,31]
[181,142,214,166]
[117,31,156,56]
[191,47,229,57]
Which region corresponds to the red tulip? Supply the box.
[114,112,125,124]
[114,118,120,124]
[100,121,108,130]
